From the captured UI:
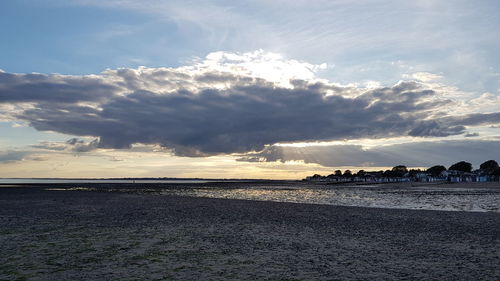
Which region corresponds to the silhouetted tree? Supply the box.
[391,165,408,177]
[449,161,472,173]
[426,165,446,177]
[408,169,422,177]
[480,160,499,171]
[343,170,352,177]
[383,169,395,177]
[311,174,323,180]
[326,173,336,179]
[334,170,342,176]
[356,170,366,177]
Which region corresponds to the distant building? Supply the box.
[304,166,499,183]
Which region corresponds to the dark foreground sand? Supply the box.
[1,186,499,280]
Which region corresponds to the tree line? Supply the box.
[308,159,500,180]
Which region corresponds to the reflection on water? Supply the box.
[161,184,500,213]
[42,182,500,213]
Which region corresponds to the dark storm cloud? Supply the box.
[408,113,500,137]
[408,121,466,137]
[238,140,500,168]
[449,112,500,126]
[16,81,447,155]
[0,71,119,103]
[3,67,500,156]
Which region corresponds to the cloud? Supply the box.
[66,138,99,152]
[0,150,30,163]
[238,140,500,169]
[403,72,443,82]
[2,51,500,156]
[31,138,99,153]
[464,132,479,137]
[467,92,500,113]
[407,120,466,137]
[0,70,119,103]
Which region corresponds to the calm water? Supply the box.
[158,183,500,213]
[0,178,211,184]
[12,179,499,213]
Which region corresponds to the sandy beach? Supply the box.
[1,184,499,280]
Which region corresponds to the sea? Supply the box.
[159,182,500,213]
[0,178,211,184]
[1,178,499,213]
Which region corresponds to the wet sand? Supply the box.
[1,185,499,280]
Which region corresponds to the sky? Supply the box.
[1,0,499,179]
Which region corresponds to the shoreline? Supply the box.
[1,187,499,280]
[1,181,498,213]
